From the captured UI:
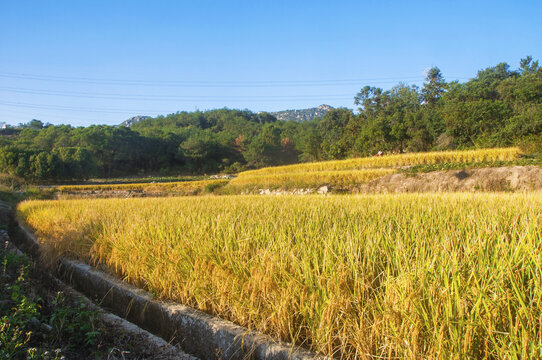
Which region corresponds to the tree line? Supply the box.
[0,57,540,183]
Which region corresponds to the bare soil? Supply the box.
[356,165,542,193]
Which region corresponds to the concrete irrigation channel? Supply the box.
[6,207,326,360]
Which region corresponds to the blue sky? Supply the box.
[1,0,541,126]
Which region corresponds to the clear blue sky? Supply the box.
[1,0,541,126]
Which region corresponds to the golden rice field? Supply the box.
[18,193,542,359]
[229,169,395,188]
[56,179,227,193]
[239,147,522,176]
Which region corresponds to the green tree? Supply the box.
[27,119,44,130]
[30,152,59,181]
[422,67,447,105]
[180,131,232,173]
[53,147,97,180]
[318,108,354,160]
[243,123,283,167]
[519,56,540,75]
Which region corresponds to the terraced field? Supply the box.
[54,147,523,193]
[230,147,522,188]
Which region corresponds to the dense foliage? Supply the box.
[1,57,540,182]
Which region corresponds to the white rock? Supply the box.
[317,186,329,194]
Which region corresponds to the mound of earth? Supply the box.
[357,166,542,193]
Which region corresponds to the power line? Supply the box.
[0,100,353,115]
[0,87,354,101]
[0,101,162,114]
[0,71,433,87]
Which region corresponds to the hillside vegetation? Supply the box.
[18,193,542,359]
[0,57,540,182]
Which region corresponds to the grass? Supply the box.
[239,147,522,176]
[400,156,542,175]
[55,179,228,194]
[229,169,395,188]
[0,173,56,204]
[81,175,208,185]
[17,193,542,359]
[0,240,100,359]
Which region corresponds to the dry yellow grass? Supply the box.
[17,192,542,359]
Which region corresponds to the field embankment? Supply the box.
[17,193,542,359]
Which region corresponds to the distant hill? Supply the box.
[268,104,333,122]
[121,106,333,126]
[121,115,151,127]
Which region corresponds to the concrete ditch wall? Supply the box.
[11,220,326,360]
